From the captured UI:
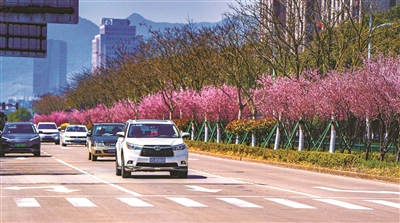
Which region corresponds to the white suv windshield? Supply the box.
[128,124,178,138]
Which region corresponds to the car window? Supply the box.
[5,124,36,134]
[127,124,178,138]
[37,124,57,129]
[94,125,123,136]
[66,126,87,132]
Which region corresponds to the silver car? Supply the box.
[37,122,60,144]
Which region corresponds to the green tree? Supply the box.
[32,93,67,115]
[7,108,32,122]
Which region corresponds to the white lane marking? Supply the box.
[188,158,199,161]
[365,200,400,209]
[56,159,142,196]
[5,185,78,193]
[314,186,400,195]
[186,185,221,193]
[117,198,153,207]
[315,199,372,210]
[66,198,96,207]
[218,198,262,208]
[15,157,30,160]
[265,198,315,209]
[167,197,208,207]
[190,169,320,198]
[15,198,40,207]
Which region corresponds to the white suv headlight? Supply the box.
[126,142,142,150]
[172,144,188,151]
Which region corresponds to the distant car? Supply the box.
[87,122,124,161]
[37,122,60,144]
[61,124,88,147]
[115,119,190,178]
[0,122,41,157]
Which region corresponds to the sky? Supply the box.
[79,0,238,25]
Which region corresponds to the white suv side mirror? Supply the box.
[116,131,125,137]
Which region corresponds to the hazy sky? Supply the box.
[79,0,237,25]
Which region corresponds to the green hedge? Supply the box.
[186,140,400,180]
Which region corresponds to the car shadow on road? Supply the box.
[129,174,207,179]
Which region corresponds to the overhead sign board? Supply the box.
[0,0,79,24]
[0,22,47,58]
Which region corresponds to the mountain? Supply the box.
[0,13,219,100]
[127,13,218,36]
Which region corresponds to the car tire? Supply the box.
[0,152,5,157]
[33,151,40,157]
[170,171,179,177]
[121,154,130,178]
[62,143,66,147]
[115,157,121,176]
[88,152,91,160]
[55,141,60,145]
[178,171,188,179]
[91,154,97,161]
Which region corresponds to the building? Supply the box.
[33,39,67,96]
[262,0,398,43]
[91,18,136,70]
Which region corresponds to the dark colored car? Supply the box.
[0,122,41,157]
[87,122,124,161]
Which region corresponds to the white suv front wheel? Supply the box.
[170,170,188,178]
[121,154,131,178]
[115,157,121,176]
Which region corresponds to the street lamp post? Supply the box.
[368,22,394,60]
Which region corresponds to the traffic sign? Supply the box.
[0,0,78,58]
[0,22,47,58]
[0,0,79,24]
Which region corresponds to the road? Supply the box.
[1,143,399,223]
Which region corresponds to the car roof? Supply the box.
[93,123,124,125]
[67,124,87,127]
[6,122,34,125]
[127,120,174,124]
[38,122,56,124]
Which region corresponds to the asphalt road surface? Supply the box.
[1,143,399,223]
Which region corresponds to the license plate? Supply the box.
[108,149,115,153]
[150,158,166,163]
[15,143,26,147]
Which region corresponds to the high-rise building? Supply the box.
[92,18,136,70]
[33,39,67,96]
[261,0,398,47]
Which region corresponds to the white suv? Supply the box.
[115,120,190,178]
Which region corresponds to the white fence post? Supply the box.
[329,118,336,153]
[298,122,304,151]
[204,121,208,142]
[217,123,221,143]
[252,133,256,147]
[274,113,281,150]
[191,122,195,141]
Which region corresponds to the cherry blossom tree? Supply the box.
[350,55,400,161]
